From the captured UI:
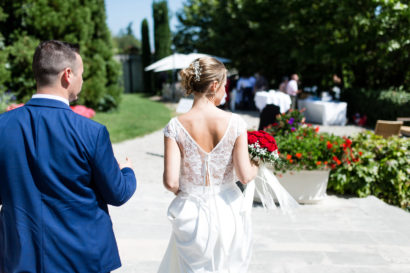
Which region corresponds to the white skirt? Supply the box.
[158,183,253,273]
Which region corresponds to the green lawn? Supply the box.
[93,94,172,143]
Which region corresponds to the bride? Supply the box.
[158,57,259,273]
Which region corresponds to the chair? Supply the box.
[258,104,281,131]
[374,120,403,138]
[397,117,410,137]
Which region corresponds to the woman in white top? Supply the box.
[158,57,259,273]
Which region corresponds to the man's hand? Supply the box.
[119,157,133,170]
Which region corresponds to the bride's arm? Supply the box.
[233,132,258,184]
[163,136,181,194]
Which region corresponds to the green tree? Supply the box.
[153,0,171,61]
[0,6,10,95]
[0,0,122,111]
[113,22,141,54]
[141,18,153,93]
[175,0,410,90]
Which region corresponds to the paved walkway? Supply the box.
[110,112,410,273]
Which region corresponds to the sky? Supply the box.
[105,0,185,43]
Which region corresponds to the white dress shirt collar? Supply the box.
[32,94,70,106]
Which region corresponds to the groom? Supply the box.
[0,40,136,272]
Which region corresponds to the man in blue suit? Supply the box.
[0,40,137,272]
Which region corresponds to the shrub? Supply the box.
[342,87,410,127]
[329,131,410,211]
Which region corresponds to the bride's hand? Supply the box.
[119,157,133,170]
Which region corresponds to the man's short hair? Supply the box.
[32,40,80,87]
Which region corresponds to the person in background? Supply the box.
[254,72,268,92]
[286,74,300,109]
[236,74,256,110]
[278,76,289,93]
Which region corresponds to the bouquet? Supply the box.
[247,130,280,166]
[243,130,299,214]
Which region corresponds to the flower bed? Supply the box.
[264,109,410,211]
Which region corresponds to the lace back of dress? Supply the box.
[171,115,243,193]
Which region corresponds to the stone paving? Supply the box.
[110,111,410,273]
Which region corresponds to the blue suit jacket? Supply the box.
[0,98,137,273]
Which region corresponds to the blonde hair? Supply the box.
[179,57,226,96]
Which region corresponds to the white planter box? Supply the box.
[255,169,330,204]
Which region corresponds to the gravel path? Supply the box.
[109,111,409,273]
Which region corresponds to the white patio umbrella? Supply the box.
[145,53,230,72]
[144,53,188,72]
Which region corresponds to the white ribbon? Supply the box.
[242,164,300,214]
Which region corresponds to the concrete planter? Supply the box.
[255,169,330,204]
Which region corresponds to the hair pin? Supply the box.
[193,60,202,82]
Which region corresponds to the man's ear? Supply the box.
[62,67,72,84]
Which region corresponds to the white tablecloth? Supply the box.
[254,90,291,113]
[297,98,347,125]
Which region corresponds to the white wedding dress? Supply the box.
[158,113,253,273]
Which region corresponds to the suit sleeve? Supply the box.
[92,126,136,206]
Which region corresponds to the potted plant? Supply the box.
[262,110,357,203]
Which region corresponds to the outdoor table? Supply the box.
[298,97,347,125]
[254,90,291,113]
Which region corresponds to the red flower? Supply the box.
[330,163,336,169]
[326,141,333,149]
[289,159,293,163]
[336,159,342,165]
[259,137,269,148]
[267,143,277,152]
[324,161,328,165]
[315,127,320,133]
[272,122,278,127]
[296,153,302,159]
[358,151,363,156]
[248,134,258,144]
[345,138,352,147]
[316,161,322,165]
[286,154,292,160]
[332,156,338,161]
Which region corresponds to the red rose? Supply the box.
[345,138,352,147]
[267,143,278,152]
[259,138,270,148]
[248,134,258,145]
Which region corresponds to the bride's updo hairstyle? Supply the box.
[180,57,226,96]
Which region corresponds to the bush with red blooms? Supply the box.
[6,103,95,119]
[247,130,282,166]
[70,105,96,118]
[6,103,24,111]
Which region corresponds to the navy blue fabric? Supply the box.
[0,98,137,273]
